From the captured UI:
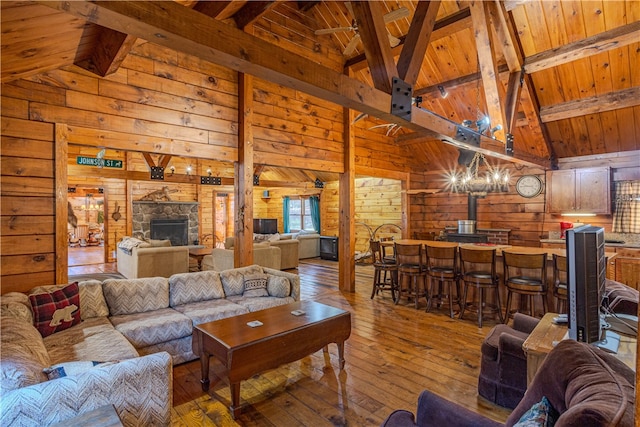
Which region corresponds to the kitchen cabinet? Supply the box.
[546,167,611,214]
[614,247,640,290]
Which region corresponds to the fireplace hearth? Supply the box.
[132,201,199,245]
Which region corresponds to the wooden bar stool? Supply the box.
[394,243,428,308]
[370,240,397,300]
[503,251,548,321]
[552,254,568,314]
[425,244,460,318]
[459,247,504,327]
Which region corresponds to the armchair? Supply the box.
[478,313,539,409]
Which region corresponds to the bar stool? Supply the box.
[370,240,397,300]
[459,247,504,327]
[380,237,396,264]
[394,243,428,308]
[425,244,460,318]
[503,251,548,321]
[552,254,568,314]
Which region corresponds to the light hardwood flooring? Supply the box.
[70,257,511,426]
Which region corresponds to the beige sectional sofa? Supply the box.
[116,236,189,279]
[202,243,282,271]
[0,265,299,426]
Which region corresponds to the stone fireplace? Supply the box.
[132,201,199,246]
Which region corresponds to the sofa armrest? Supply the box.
[512,312,539,334]
[381,390,502,427]
[0,352,172,427]
[498,333,527,360]
[263,267,300,301]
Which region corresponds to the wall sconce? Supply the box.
[437,85,448,99]
[186,165,192,175]
[169,166,175,176]
[206,168,212,176]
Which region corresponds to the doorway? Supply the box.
[68,187,108,266]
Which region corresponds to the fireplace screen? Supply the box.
[150,218,188,246]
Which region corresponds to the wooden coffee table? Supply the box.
[192,300,351,418]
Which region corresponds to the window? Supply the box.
[288,197,314,232]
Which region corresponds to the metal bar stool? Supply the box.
[394,243,428,308]
[503,251,548,321]
[552,254,568,314]
[459,247,504,327]
[425,243,461,318]
[370,240,397,300]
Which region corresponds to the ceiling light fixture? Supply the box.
[446,152,509,197]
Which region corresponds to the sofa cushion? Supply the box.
[43,317,138,364]
[109,308,192,348]
[173,299,249,325]
[0,317,51,394]
[169,270,225,306]
[227,295,295,312]
[243,273,269,297]
[78,280,109,319]
[267,275,291,298]
[220,265,263,296]
[29,282,81,337]
[103,277,169,315]
[0,292,33,324]
[481,323,529,361]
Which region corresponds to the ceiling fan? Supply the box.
[315,3,410,56]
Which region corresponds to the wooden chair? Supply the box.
[552,254,568,314]
[379,236,396,264]
[394,243,428,309]
[370,240,397,300]
[459,247,503,327]
[425,244,460,318]
[503,252,548,321]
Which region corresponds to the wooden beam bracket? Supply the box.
[390,77,413,121]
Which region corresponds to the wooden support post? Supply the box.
[339,101,356,292]
[55,124,69,286]
[235,73,254,267]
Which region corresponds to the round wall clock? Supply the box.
[515,175,543,198]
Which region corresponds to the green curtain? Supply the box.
[310,195,321,232]
[283,196,290,233]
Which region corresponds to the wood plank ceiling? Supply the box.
[1,1,639,182]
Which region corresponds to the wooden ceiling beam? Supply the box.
[192,1,234,19]
[41,0,547,168]
[73,25,137,77]
[540,86,640,123]
[350,1,398,94]
[233,1,278,31]
[397,0,440,85]
[469,1,507,143]
[346,8,472,72]
[525,21,640,74]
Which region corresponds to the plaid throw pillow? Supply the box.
[243,273,269,297]
[29,282,81,338]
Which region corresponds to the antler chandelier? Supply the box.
[448,152,509,196]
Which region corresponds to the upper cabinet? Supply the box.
[546,167,611,215]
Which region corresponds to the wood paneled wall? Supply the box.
[410,151,640,246]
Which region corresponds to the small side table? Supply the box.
[522,312,568,386]
[189,247,211,271]
[51,405,123,427]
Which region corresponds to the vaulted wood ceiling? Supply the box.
[2,1,639,180]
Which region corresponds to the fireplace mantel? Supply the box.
[132,201,199,245]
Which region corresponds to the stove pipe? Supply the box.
[468,194,478,221]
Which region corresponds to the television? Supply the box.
[566,225,618,352]
[253,218,277,235]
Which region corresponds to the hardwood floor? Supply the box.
[170,259,512,426]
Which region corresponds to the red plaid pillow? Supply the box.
[29,282,81,337]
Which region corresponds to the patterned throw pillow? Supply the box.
[243,273,269,297]
[267,275,291,298]
[513,396,558,427]
[29,282,81,338]
[43,360,115,380]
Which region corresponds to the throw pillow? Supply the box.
[243,273,269,297]
[43,360,115,380]
[267,276,291,298]
[513,396,558,427]
[29,282,81,338]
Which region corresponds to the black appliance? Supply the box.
[320,236,338,260]
[150,218,188,246]
[446,233,488,243]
